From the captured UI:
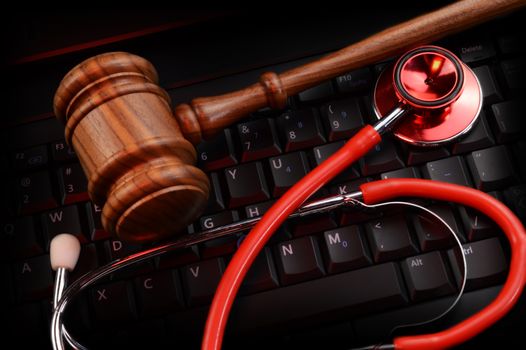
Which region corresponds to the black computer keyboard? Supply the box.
[3,11,526,350]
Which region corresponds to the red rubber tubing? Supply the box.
[202,125,381,349]
[203,123,526,349]
[360,179,526,349]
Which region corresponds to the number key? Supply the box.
[57,163,89,204]
[277,109,326,151]
[237,118,281,161]
[17,171,57,214]
[320,98,364,141]
[196,129,237,171]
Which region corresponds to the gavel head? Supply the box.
[54,52,210,244]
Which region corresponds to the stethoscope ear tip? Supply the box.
[50,233,81,272]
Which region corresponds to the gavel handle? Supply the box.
[174,0,526,144]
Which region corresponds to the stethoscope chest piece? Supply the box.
[374,46,482,146]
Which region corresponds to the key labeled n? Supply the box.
[281,243,294,256]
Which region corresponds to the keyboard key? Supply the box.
[13,254,53,301]
[298,81,335,103]
[290,322,353,345]
[41,205,87,246]
[57,163,89,204]
[334,68,373,94]
[103,239,152,277]
[2,217,43,259]
[500,58,525,92]
[90,281,137,326]
[473,66,503,105]
[16,171,57,214]
[11,145,48,171]
[497,35,526,55]
[240,247,279,295]
[245,200,275,219]
[360,138,404,176]
[196,129,237,171]
[230,263,407,331]
[94,319,164,347]
[381,166,420,179]
[237,118,281,162]
[364,215,418,263]
[205,173,225,213]
[199,210,239,231]
[448,238,507,291]
[513,141,526,181]
[422,156,472,187]
[275,236,324,285]
[7,118,63,151]
[70,243,99,282]
[289,211,338,237]
[322,225,371,274]
[456,40,496,63]
[451,112,495,154]
[490,100,524,143]
[200,232,239,259]
[224,162,270,208]
[1,264,14,305]
[51,140,76,162]
[401,251,455,302]
[103,239,141,260]
[331,178,374,225]
[157,245,200,269]
[467,145,518,191]
[134,270,185,317]
[353,285,501,342]
[181,258,225,306]
[312,142,360,182]
[458,206,497,241]
[504,185,526,222]
[403,144,450,165]
[412,204,462,252]
[277,109,326,151]
[85,202,110,241]
[320,98,364,141]
[269,152,310,196]
[11,303,47,341]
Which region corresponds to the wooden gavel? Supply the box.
[53,0,525,243]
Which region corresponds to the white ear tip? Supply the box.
[50,234,81,271]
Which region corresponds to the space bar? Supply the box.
[229,262,408,332]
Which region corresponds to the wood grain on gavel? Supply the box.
[54,0,526,243]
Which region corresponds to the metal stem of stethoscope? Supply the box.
[53,268,88,350]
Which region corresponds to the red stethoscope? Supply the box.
[203,46,526,349]
[50,46,526,350]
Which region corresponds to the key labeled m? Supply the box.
[327,232,341,245]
